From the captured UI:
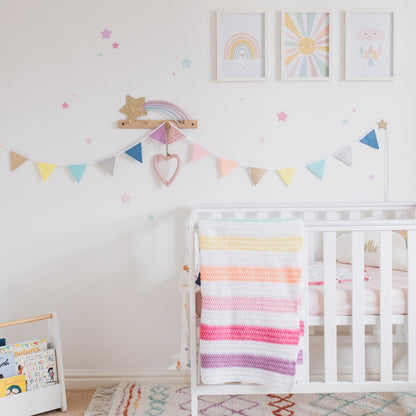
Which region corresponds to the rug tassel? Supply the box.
[84,385,118,416]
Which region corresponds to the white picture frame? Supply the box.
[217,11,267,82]
[345,10,396,80]
[281,10,332,81]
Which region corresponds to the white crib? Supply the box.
[188,202,416,416]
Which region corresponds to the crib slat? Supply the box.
[408,231,416,381]
[380,230,393,382]
[324,231,337,383]
[302,232,310,383]
[352,231,365,382]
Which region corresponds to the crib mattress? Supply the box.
[308,262,408,316]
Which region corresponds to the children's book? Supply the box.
[0,353,15,379]
[0,339,47,359]
[19,349,57,391]
[0,375,26,397]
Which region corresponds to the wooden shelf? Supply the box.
[118,119,198,129]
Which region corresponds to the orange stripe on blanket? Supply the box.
[199,236,303,252]
[201,266,302,283]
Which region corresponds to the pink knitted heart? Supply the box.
[153,154,181,187]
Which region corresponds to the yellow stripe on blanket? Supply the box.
[199,236,303,252]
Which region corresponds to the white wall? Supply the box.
[1,0,415,382]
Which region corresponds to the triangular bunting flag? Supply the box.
[68,164,87,183]
[192,143,211,162]
[306,160,326,180]
[333,147,352,167]
[248,167,267,186]
[360,129,379,149]
[277,168,296,187]
[168,125,186,144]
[220,158,238,178]
[98,157,116,176]
[10,151,28,171]
[125,143,143,163]
[149,124,167,144]
[38,162,57,182]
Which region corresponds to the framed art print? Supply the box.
[281,11,331,81]
[345,11,396,80]
[217,11,267,81]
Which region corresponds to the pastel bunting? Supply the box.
[10,152,28,171]
[306,160,326,180]
[220,158,238,178]
[277,168,296,187]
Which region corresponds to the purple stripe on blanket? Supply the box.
[200,354,297,376]
[296,349,303,365]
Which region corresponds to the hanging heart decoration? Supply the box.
[153,153,182,187]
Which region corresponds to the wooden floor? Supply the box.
[41,391,94,415]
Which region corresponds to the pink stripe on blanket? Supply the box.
[200,353,297,376]
[200,324,300,345]
[299,321,304,337]
[202,296,299,314]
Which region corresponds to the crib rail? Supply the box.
[189,203,416,415]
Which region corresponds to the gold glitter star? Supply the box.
[377,119,388,129]
[119,95,147,121]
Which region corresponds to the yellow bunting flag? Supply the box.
[220,158,238,178]
[10,151,28,171]
[248,167,267,186]
[38,162,57,182]
[277,168,296,187]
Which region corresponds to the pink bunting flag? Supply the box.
[192,143,211,162]
[220,158,238,178]
[168,125,186,144]
[149,124,167,144]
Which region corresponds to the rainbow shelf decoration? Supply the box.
[224,33,262,60]
[118,96,197,129]
[144,100,192,121]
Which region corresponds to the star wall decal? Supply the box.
[181,58,192,69]
[120,193,131,204]
[101,28,112,39]
[277,111,288,122]
[62,102,69,109]
[377,119,388,129]
[119,95,147,121]
[112,42,119,49]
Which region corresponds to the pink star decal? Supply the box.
[277,111,288,122]
[120,193,131,204]
[101,28,112,39]
[368,174,375,181]
[62,102,69,109]
[112,42,119,49]
[259,136,265,143]
[85,138,92,144]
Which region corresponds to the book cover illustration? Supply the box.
[19,349,57,391]
[0,353,15,379]
[0,375,26,397]
[0,339,47,359]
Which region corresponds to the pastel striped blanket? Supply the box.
[199,218,304,390]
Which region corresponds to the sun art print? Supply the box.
[282,12,330,80]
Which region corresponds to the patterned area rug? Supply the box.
[85,383,416,416]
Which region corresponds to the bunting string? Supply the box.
[0,120,386,186]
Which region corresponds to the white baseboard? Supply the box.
[64,370,191,390]
[64,368,409,390]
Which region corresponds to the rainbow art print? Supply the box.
[282,12,330,80]
[217,12,266,81]
[224,33,262,60]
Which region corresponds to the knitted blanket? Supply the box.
[198,218,304,390]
